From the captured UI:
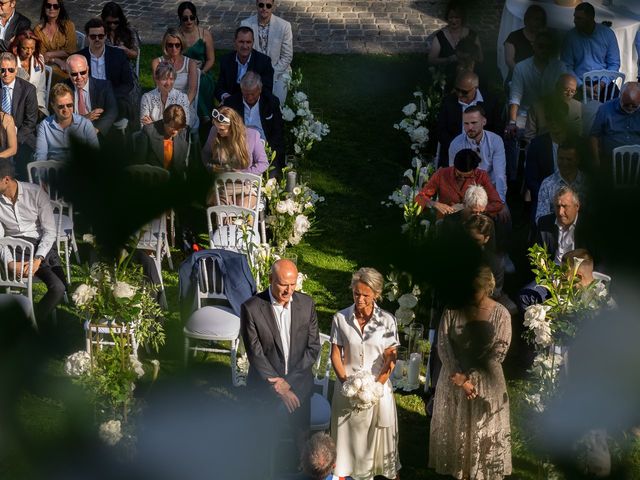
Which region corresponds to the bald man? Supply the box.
[589,82,640,167]
[240,259,320,438]
[65,54,117,137]
[437,70,502,167]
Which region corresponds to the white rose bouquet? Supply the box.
[342,371,384,412]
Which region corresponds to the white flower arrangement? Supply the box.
[112,281,136,300]
[72,283,98,307]
[99,419,123,446]
[282,69,330,160]
[384,270,421,331]
[64,350,92,376]
[342,371,384,412]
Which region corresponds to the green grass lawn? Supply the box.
[4,50,639,480]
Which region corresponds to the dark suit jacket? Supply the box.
[8,77,38,149]
[437,91,503,167]
[214,49,274,102]
[65,77,118,135]
[77,45,134,102]
[535,213,592,262]
[224,91,285,172]
[0,11,31,52]
[132,120,189,178]
[241,290,320,405]
[524,133,556,208]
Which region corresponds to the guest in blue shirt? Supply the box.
[589,82,640,168]
[35,83,99,161]
[560,2,620,87]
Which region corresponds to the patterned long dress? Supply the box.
[429,304,512,480]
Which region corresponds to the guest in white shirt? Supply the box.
[241,0,293,104]
[140,61,191,129]
[11,30,48,118]
[0,158,66,323]
[449,105,507,201]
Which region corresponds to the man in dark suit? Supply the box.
[0,52,36,179]
[437,71,502,167]
[215,26,274,103]
[77,18,134,120]
[65,54,117,137]
[0,1,31,52]
[132,104,189,178]
[241,259,320,443]
[224,71,285,175]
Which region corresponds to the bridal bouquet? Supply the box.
[342,371,384,412]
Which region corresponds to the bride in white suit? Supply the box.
[241,0,293,104]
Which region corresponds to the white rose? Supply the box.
[402,103,417,116]
[72,284,98,306]
[293,214,311,236]
[395,307,415,326]
[281,106,295,122]
[293,91,307,103]
[275,201,288,214]
[112,281,136,299]
[129,355,145,378]
[409,126,429,144]
[284,199,298,216]
[523,304,550,328]
[99,420,122,446]
[397,293,419,309]
[64,350,91,376]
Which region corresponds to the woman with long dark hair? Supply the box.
[33,0,76,82]
[11,30,48,117]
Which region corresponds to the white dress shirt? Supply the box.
[243,99,265,139]
[90,48,107,80]
[0,11,15,40]
[236,53,251,84]
[555,214,577,264]
[268,288,291,375]
[0,181,57,261]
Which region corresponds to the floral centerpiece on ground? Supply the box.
[522,244,612,413]
[281,69,330,161]
[66,251,165,447]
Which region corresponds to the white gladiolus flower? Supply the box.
[403,169,414,180]
[395,307,415,326]
[112,281,136,299]
[398,293,419,309]
[99,420,122,446]
[402,103,417,116]
[151,359,160,381]
[233,218,245,226]
[64,350,91,376]
[72,283,98,306]
[129,355,145,378]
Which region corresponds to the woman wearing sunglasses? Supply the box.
[177,2,215,121]
[33,0,76,83]
[10,30,48,117]
[152,28,198,131]
[201,106,268,176]
[101,2,140,69]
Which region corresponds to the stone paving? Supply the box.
[21,0,506,54]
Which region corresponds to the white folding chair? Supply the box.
[84,318,140,358]
[612,145,640,188]
[207,205,258,253]
[582,70,625,104]
[593,271,612,284]
[211,172,263,241]
[0,238,36,327]
[183,255,242,385]
[44,65,53,110]
[75,30,86,49]
[27,160,79,284]
[310,333,333,431]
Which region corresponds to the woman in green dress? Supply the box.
[178,2,216,122]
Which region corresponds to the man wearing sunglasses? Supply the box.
[34,83,99,161]
[65,54,117,138]
[77,18,134,123]
[224,71,285,176]
[241,0,292,104]
[437,71,503,168]
[0,0,31,52]
[214,26,273,103]
[0,52,37,180]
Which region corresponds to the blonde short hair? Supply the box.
[350,267,384,299]
[473,265,495,297]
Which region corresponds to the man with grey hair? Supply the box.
[288,432,336,480]
[241,0,293,103]
[0,51,37,179]
[65,54,117,138]
[589,82,640,168]
[225,70,285,175]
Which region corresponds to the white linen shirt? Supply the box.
[448,130,508,201]
[236,53,251,84]
[555,214,578,264]
[330,304,400,378]
[243,99,265,139]
[509,57,568,110]
[0,181,56,261]
[269,287,292,375]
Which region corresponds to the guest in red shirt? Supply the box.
[415,148,506,219]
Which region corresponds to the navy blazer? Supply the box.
[65,77,118,135]
[8,77,38,149]
[77,46,134,102]
[525,133,556,207]
[132,120,189,178]
[241,289,320,403]
[214,49,274,102]
[0,12,31,52]
[535,213,592,262]
[224,91,285,171]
